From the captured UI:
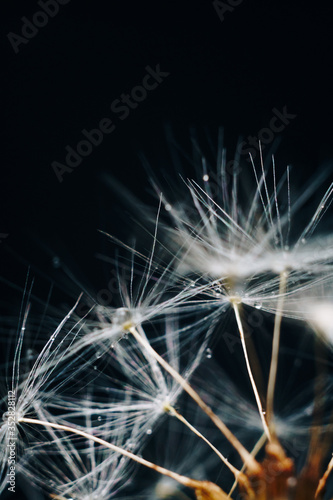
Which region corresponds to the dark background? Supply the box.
[1,1,333,499]
[1,1,333,265]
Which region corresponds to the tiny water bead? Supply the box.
[126,441,136,451]
[2,410,17,424]
[2,411,9,422]
[205,348,212,359]
[52,256,61,268]
[112,307,133,330]
[27,348,35,361]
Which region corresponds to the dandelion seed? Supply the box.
[0,295,84,495]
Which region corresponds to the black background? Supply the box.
[1,1,333,499]
[2,1,333,263]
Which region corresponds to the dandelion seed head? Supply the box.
[152,147,333,323]
[111,307,136,331]
[1,409,22,425]
[227,294,243,306]
[161,401,174,414]
[269,252,292,274]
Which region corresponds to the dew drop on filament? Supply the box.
[112,308,132,328]
[52,256,61,268]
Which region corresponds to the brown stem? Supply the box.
[129,326,261,475]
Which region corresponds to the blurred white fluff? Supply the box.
[281,279,333,341]
[309,302,333,342]
[158,151,333,316]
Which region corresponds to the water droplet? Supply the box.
[203,174,209,182]
[255,303,262,310]
[164,203,172,212]
[27,348,34,360]
[287,477,297,489]
[97,416,102,422]
[93,366,97,370]
[301,238,306,244]
[146,428,152,435]
[206,348,212,359]
[2,411,9,422]
[112,307,132,328]
[52,256,61,268]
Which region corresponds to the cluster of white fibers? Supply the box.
[1,137,333,500]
